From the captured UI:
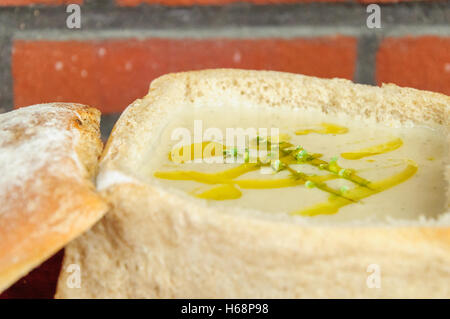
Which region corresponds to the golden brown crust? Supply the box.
[0,103,108,293]
[58,69,449,298]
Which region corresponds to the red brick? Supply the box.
[0,0,82,5]
[117,0,346,5]
[376,36,450,95]
[0,250,63,299]
[13,37,357,113]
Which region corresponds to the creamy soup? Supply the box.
[142,106,447,222]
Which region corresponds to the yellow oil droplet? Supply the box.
[295,123,349,135]
[154,163,259,184]
[169,141,224,163]
[268,133,291,143]
[341,138,403,160]
[193,184,242,200]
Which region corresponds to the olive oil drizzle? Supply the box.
[154,123,417,216]
[295,123,349,135]
[341,138,403,160]
[192,184,242,200]
[292,161,418,216]
[154,162,260,184]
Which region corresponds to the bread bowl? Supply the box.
[56,69,449,298]
[0,103,107,293]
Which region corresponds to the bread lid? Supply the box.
[0,103,108,293]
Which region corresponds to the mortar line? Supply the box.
[0,34,13,111]
[12,25,450,41]
[354,34,381,85]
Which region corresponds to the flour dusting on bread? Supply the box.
[0,103,107,294]
[0,105,83,216]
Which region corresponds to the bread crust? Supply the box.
[57,69,449,298]
[0,103,108,293]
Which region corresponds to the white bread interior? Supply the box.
[56,69,450,298]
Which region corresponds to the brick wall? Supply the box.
[12,37,357,113]
[0,0,449,298]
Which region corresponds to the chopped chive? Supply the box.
[305,180,315,188]
[340,186,349,193]
[271,159,285,172]
[295,148,312,162]
[223,147,238,157]
[296,150,306,159]
[256,136,267,144]
[243,148,249,163]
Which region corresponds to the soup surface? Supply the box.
[142,106,447,222]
